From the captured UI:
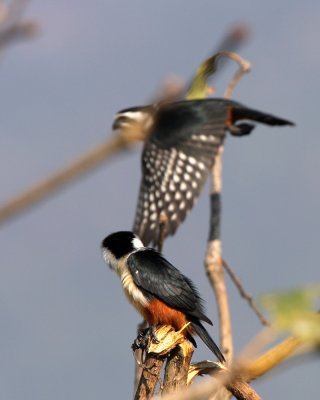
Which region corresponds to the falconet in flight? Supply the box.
[113,98,294,246]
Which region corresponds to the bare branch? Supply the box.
[204,54,251,400]
[222,258,270,327]
[134,326,194,398]
[0,0,29,32]
[156,212,169,252]
[156,375,223,400]
[0,128,144,225]
[157,366,262,400]
[205,51,251,361]
[157,332,311,400]
[223,56,251,99]
[163,341,194,395]
[205,147,233,363]
[185,24,250,98]
[0,19,38,49]
[0,0,38,50]
[223,53,251,98]
[225,376,262,400]
[205,148,233,400]
[134,353,164,400]
[239,335,303,381]
[216,23,250,56]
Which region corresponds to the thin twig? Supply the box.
[0,0,29,33]
[0,0,38,50]
[185,23,250,97]
[223,55,251,99]
[220,54,269,329]
[222,258,269,326]
[157,212,169,252]
[216,23,250,56]
[0,129,144,225]
[0,19,38,48]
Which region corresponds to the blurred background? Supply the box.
[0,0,319,398]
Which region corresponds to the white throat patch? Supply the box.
[132,237,144,250]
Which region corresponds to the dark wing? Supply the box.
[127,249,211,324]
[133,100,228,246]
[133,98,294,246]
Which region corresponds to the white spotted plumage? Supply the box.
[132,102,227,245]
[133,140,220,245]
[130,98,293,246]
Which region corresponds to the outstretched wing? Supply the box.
[127,249,211,323]
[133,100,227,246]
[132,98,294,246]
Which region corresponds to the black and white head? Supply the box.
[101,231,144,271]
[112,105,155,133]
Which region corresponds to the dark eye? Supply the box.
[112,116,130,130]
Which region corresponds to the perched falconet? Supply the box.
[113,98,294,246]
[102,230,225,362]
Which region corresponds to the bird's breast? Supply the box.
[121,270,149,314]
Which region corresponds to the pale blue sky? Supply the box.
[0,1,319,399]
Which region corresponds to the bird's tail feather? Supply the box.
[233,106,294,127]
[191,321,225,363]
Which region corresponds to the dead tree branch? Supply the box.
[223,54,251,98]
[222,258,269,326]
[134,325,193,398]
[157,331,312,400]
[205,147,233,400]
[239,335,303,381]
[0,128,144,224]
[225,377,262,400]
[0,0,38,51]
[163,341,194,395]
[203,55,251,400]
[205,146,233,363]
[134,353,164,400]
[157,367,262,400]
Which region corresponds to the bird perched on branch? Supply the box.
[101,230,225,362]
[113,98,294,246]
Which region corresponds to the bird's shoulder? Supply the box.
[127,248,184,280]
[150,98,236,146]
[127,249,197,300]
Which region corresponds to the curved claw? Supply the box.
[131,325,160,351]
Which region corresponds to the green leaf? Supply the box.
[186,52,221,100]
[186,50,249,100]
[260,285,320,344]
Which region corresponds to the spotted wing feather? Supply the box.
[133,102,227,246]
[133,98,293,246]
